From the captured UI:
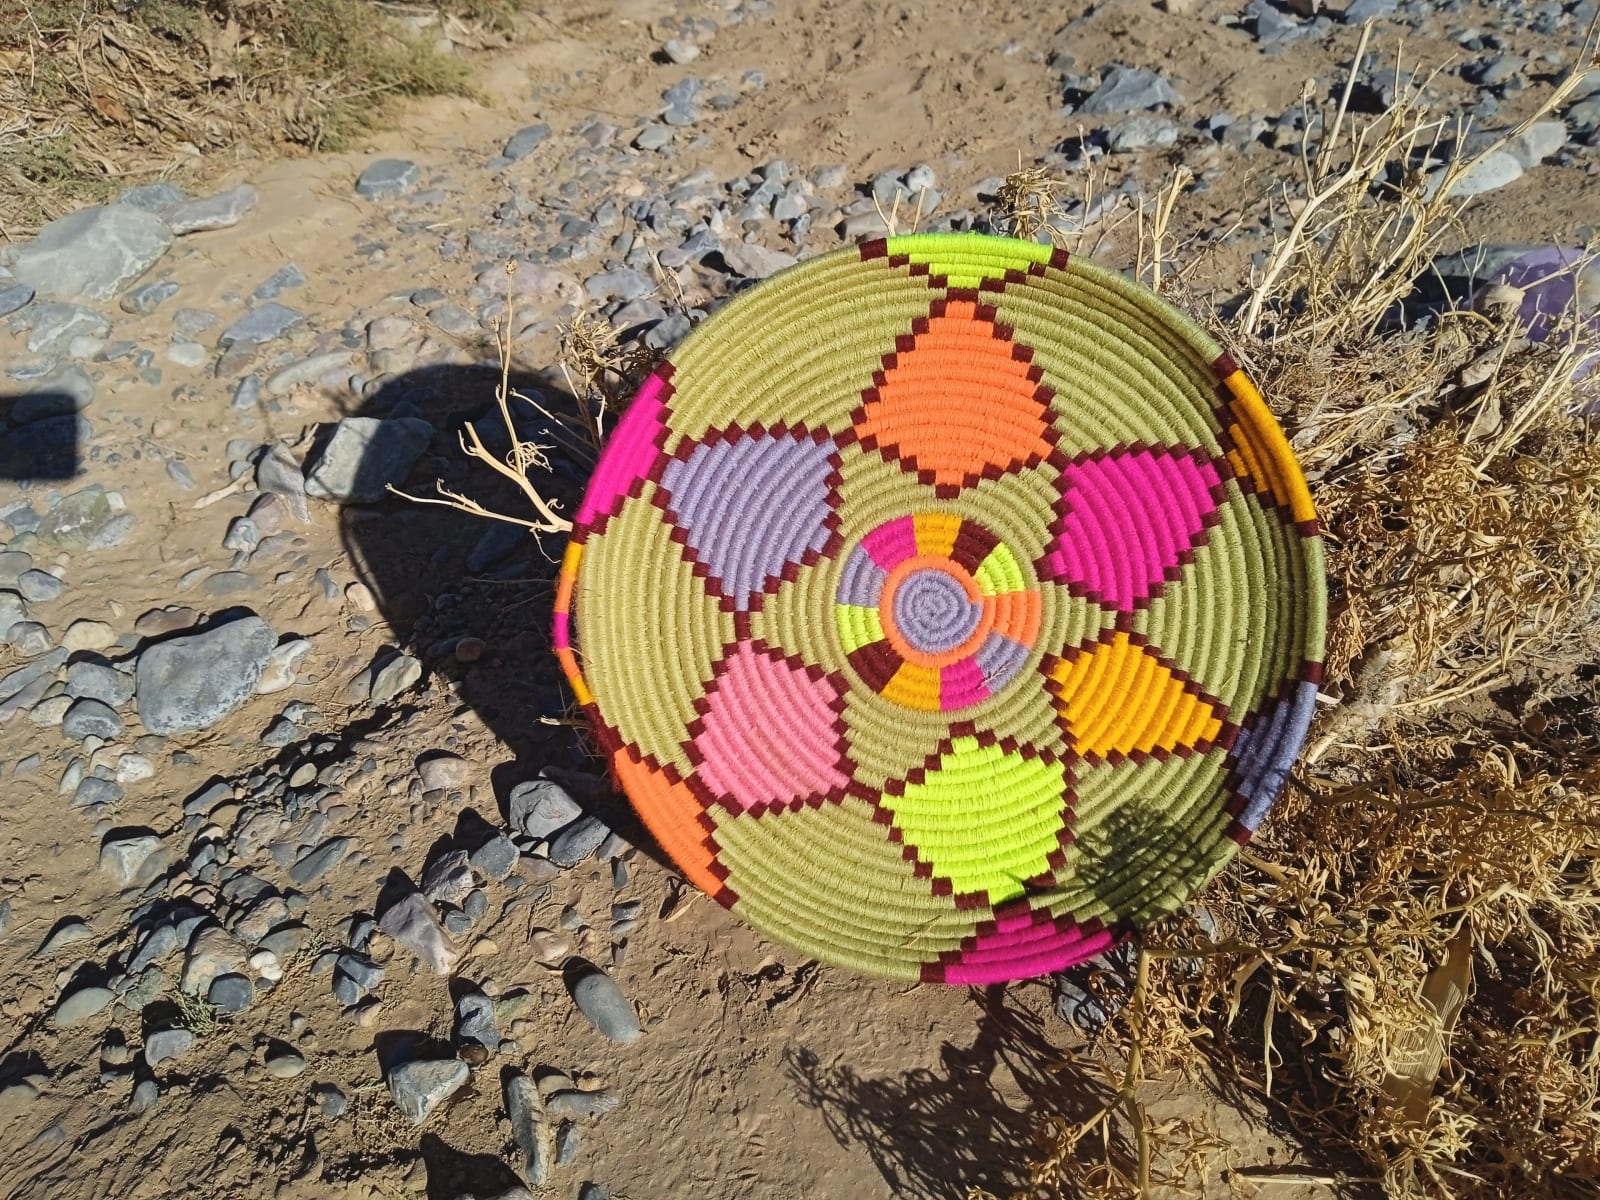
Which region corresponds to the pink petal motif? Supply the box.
[1039,448,1221,610]
[689,643,851,813]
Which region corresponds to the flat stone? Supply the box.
[143,1027,194,1069]
[37,918,92,956]
[135,614,276,734]
[506,1073,553,1187]
[288,837,352,887]
[584,269,654,302]
[356,159,422,201]
[503,124,551,160]
[0,282,35,315]
[119,280,179,315]
[256,637,310,694]
[207,972,254,1013]
[61,618,115,652]
[166,341,208,368]
[303,417,433,504]
[508,779,585,840]
[566,962,640,1043]
[332,953,384,1005]
[264,1042,307,1078]
[427,304,477,337]
[417,754,467,790]
[253,263,305,300]
[549,816,609,868]
[1108,115,1178,153]
[25,302,111,356]
[0,591,27,639]
[455,992,500,1049]
[422,850,475,906]
[218,303,303,348]
[1078,65,1180,114]
[53,985,114,1027]
[66,661,133,707]
[545,1089,620,1119]
[17,570,62,603]
[387,1057,469,1125]
[100,832,162,885]
[0,204,173,301]
[1438,150,1524,197]
[378,892,459,975]
[368,652,423,707]
[63,697,122,741]
[162,184,259,235]
[469,833,520,881]
[267,351,351,396]
[717,242,798,279]
[73,776,123,808]
[1507,120,1568,169]
[634,124,675,151]
[119,182,188,211]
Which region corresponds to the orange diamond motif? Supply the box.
[852,299,1056,496]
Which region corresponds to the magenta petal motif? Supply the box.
[1039,448,1221,610]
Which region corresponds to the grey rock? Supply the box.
[221,516,259,554]
[264,1043,307,1078]
[119,280,179,315]
[1507,120,1568,169]
[36,918,92,956]
[32,489,112,552]
[455,992,500,1049]
[545,1089,620,1119]
[0,204,173,301]
[333,953,384,1005]
[135,614,276,734]
[63,697,122,741]
[182,924,248,996]
[254,263,305,300]
[0,282,35,315]
[162,184,258,235]
[663,38,699,64]
[100,832,162,885]
[368,652,422,707]
[9,622,51,657]
[207,972,253,1012]
[567,963,640,1043]
[379,892,459,974]
[255,443,310,521]
[255,637,311,694]
[634,124,675,151]
[356,159,422,201]
[469,833,519,881]
[717,241,797,279]
[73,776,123,808]
[578,1186,610,1200]
[387,1057,469,1125]
[53,985,114,1027]
[0,591,27,640]
[129,1079,159,1112]
[143,1027,194,1069]
[427,304,477,337]
[219,302,303,348]
[289,837,352,887]
[1436,150,1524,198]
[314,1083,348,1119]
[166,341,207,369]
[416,754,467,791]
[303,417,433,504]
[507,779,584,840]
[549,816,609,868]
[266,350,350,396]
[66,661,134,708]
[1341,0,1396,19]
[1107,115,1178,153]
[423,850,474,906]
[0,551,31,587]
[585,268,654,302]
[26,302,111,355]
[119,182,187,212]
[17,570,62,603]
[507,1073,553,1186]
[366,315,414,351]
[1077,65,1180,114]
[503,124,551,160]
[555,1121,579,1165]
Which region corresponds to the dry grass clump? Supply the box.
[978,29,1600,1200]
[1,0,512,235]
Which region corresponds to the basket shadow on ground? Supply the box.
[333,362,652,851]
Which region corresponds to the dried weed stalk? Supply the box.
[986,31,1600,1200]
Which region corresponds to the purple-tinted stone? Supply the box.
[658,433,838,608]
[1470,245,1600,378]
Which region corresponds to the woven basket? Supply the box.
[554,233,1326,984]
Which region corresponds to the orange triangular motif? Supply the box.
[853,300,1055,494]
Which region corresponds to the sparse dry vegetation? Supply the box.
[0,0,514,235]
[973,30,1600,1200]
